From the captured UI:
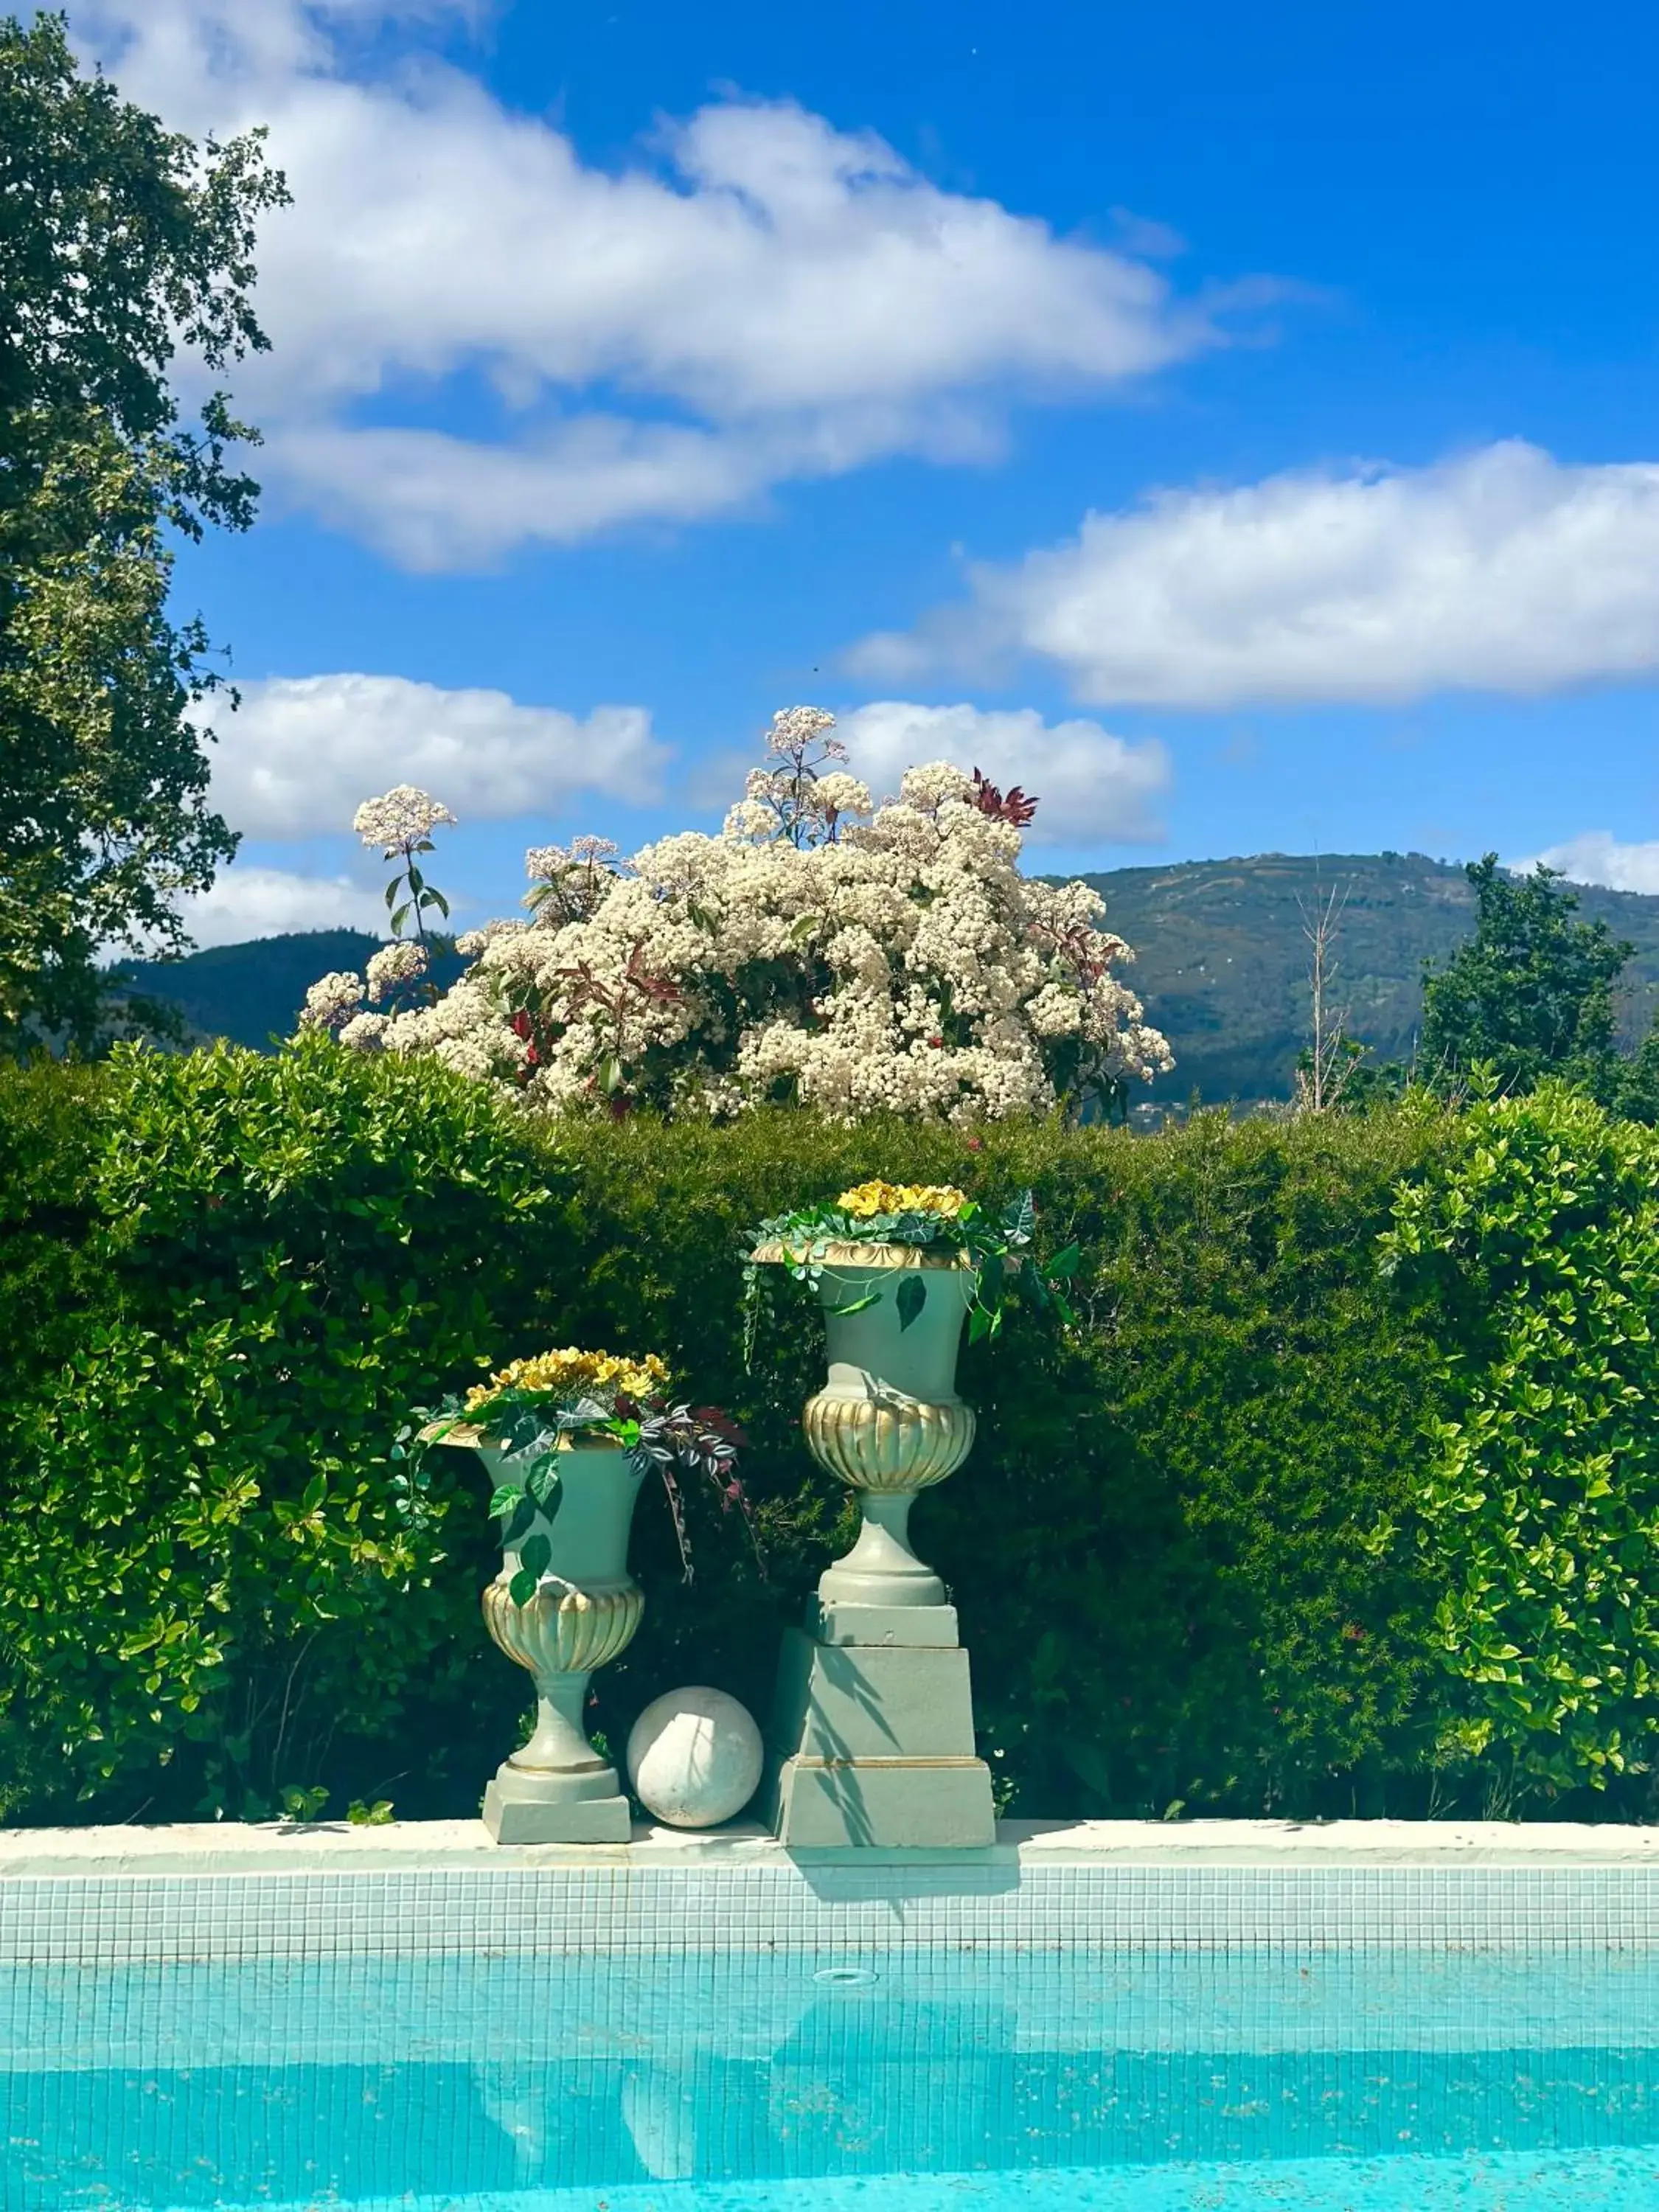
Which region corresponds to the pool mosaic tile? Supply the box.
[3,1860,1659,1965]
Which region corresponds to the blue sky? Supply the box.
[77,0,1659,941]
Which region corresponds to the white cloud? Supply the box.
[174,864,386,945]
[270,404,1006,568]
[835,701,1169,846]
[852,442,1659,709]
[76,0,1228,565]
[207,672,666,837]
[1511,832,1659,896]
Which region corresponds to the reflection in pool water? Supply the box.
[5,1949,1659,2209]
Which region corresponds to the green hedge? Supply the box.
[0,1040,581,1821]
[3,1043,1657,1825]
[546,1105,1455,1822]
[1388,1082,1659,1807]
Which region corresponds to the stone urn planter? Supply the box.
[757,1239,977,1617]
[438,1425,647,1843]
[751,1237,995,1848]
[420,1345,745,1846]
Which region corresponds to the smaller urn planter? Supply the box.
[439,1425,646,1843]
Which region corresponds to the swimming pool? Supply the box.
[10,1946,1659,2208]
[7,1824,1659,2211]
[16,1947,1659,2203]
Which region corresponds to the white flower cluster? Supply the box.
[723,705,871,849]
[366,939,428,1002]
[299,940,432,1040]
[333,714,1172,1124]
[299,970,366,1032]
[338,1010,389,1049]
[568,835,621,866]
[525,835,620,877]
[524,835,626,925]
[352,785,457,855]
[767,706,840,757]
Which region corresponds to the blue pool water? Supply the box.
[6,1950,1659,2211]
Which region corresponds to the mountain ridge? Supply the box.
[1077,851,1659,1101]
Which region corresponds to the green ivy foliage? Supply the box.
[1385,1082,1659,1804]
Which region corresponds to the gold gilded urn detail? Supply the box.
[801,1391,976,1494]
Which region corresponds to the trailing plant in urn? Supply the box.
[744,1178,1079,1355]
[748,1180,1076,1615]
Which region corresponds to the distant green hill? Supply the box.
[112,931,388,1048]
[1080,852,1659,1103]
[107,855,1659,1102]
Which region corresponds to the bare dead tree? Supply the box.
[1294,875,1363,1113]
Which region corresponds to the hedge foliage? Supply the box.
[1388,1082,1659,1806]
[4,1043,1659,1826]
[547,1103,1455,1823]
[0,1040,578,1820]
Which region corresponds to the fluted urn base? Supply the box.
[807,1390,975,1613]
[479,1574,642,1844]
[801,1389,976,1491]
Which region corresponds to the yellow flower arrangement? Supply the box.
[836,1180,968,1220]
[421,1346,748,1592]
[750,1178,1077,1349]
[464,1346,669,1413]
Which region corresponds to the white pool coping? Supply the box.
[9,1818,1659,1959]
[4,1813,1659,1877]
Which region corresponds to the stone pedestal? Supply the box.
[768,1622,995,1848]
[484,1770,633,1844]
[482,1669,633,1844]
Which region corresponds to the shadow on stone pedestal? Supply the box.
[765,1602,995,1848]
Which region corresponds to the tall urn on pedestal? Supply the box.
[754,1234,997,1848]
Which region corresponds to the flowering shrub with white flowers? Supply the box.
[312,709,1172,1124]
[298,784,455,1042]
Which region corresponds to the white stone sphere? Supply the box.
[626,1686,764,1829]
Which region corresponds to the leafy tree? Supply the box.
[1419,854,1632,1094]
[1607,1026,1659,1127]
[0,11,288,1054]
